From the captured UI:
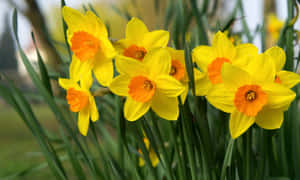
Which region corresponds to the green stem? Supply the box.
[135,123,158,180]
[285,0,294,71]
[169,123,186,180]
[179,101,197,180]
[151,115,174,180]
[245,130,251,180]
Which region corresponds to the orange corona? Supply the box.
[234,85,267,116]
[123,45,147,61]
[71,31,101,61]
[207,57,231,84]
[128,76,156,102]
[66,88,89,112]
[170,60,185,81]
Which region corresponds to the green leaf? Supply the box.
[60,128,86,180]
[12,9,98,177]
[220,138,235,180]
[184,43,195,94]
[31,32,53,97]
[164,0,174,30]
[61,0,72,62]
[0,77,67,180]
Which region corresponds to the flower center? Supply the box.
[128,76,156,102]
[170,59,185,81]
[274,76,281,84]
[71,31,101,62]
[123,45,147,61]
[245,90,256,101]
[234,85,267,116]
[66,88,89,112]
[207,57,231,84]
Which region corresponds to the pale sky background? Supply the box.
[0,0,299,50]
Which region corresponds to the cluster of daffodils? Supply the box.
[59,6,300,140]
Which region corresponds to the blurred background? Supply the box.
[0,0,299,179]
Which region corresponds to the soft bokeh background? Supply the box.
[0,0,299,178]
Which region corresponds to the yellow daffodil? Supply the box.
[192,31,258,96]
[265,46,300,87]
[267,14,284,41]
[109,48,184,121]
[166,47,204,103]
[206,54,296,139]
[138,137,159,167]
[62,6,116,86]
[114,17,169,61]
[59,72,99,136]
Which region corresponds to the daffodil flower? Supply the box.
[206,54,295,139]
[109,48,184,121]
[62,6,116,86]
[265,46,300,87]
[114,17,169,61]
[138,137,159,167]
[59,72,99,136]
[267,14,284,41]
[166,47,205,103]
[192,31,258,96]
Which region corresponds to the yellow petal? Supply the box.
[78,106,90,136]
[180,84,189,104]
[151,92,179,120]
[70,55,93,81]
[114,39,131,54]
[126,17,149,43]
[212,31,236,60]
[93,60,114,87]
[230,110,255,139]
[155,75,185,97]
[99,37,117,59]
[143,30,169,49]
[58,78,78,90]
[115,55,148,76]
[263,83,296,110]
[245,54,276,83]
[143,48,171,77]
[149,149,159,167]
[234,43,258,66]
[277,70,300,88]
[192,46,216,72]
[139,157,145,167]
[124,97,150,121]
[221,63,251,89]
[256,108,283,129]
[89,95,99,122]
[166,47,185,65]
[85,11,108,37]
[109,75,130,96]
[80,71,93,90]
[62,6,84,30]
[194,71,212,96]
[265,46,286,72]
[206,84,235,113]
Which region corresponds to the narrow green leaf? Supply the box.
[0,77,67,180]
[108,154,127,180]
[61,0,72,62]
[184,43,195,94]
[164,0,174,30]
[12,9,98,176]
[221,138,235,180]
[60,128,86,180]
[31,32,53,97]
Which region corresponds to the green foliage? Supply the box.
[1,0,300,179]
